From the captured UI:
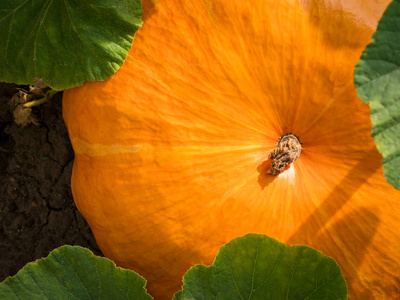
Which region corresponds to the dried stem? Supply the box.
[268,134,302,176]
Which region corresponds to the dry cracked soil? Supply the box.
[0,82,102,282]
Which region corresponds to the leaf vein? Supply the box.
[286,249,302,300]
[229,264,244,300]
[33,0,54,76]
[357,65,400,90]
[247,236,261,300]
[253,248,283,292]
[61,251,92,299]
[303,276,339,300]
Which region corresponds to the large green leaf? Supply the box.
[174,234,347,300]
[0,0,143,90]
[354,0,400,189]
[0,246,153,299]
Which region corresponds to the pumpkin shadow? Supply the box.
[287,148,380,245]
[121,184,207,300]
[286,148,385,297]
[313,206,381,298]
[257,159,278,190]
[141,0,158,23]
[300,2,375,49]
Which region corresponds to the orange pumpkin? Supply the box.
[62,0,400,299]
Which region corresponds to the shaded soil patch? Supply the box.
[0,82,101,281]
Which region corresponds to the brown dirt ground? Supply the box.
[0,82,102,282]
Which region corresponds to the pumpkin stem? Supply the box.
[268,134,302,176]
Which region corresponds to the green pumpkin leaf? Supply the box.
[0,0,143,90]
[0,246,153,300]
[173,234,347,300]
[354,0,400,189]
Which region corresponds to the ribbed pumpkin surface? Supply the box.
[63,0,400,299]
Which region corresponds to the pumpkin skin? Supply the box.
[62,0,400,299]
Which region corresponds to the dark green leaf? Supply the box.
[354,0,400,189]
[174,234,347,300]
[0,0,143,90]
[0,245,153,300]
